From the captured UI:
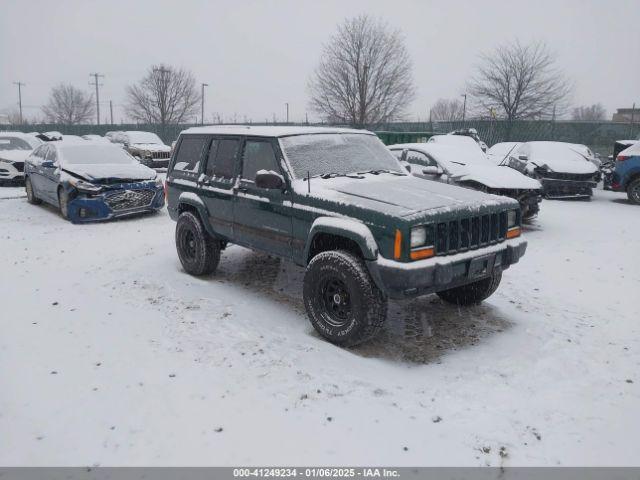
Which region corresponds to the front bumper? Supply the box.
[66,183,165,223]
[0,162,25,182]
[366,238,527,299]
[540,178,596,198]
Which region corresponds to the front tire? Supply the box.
[175,211,221,275]
[627,178,640,205]
[437,271,502,305]
[303,250,387,347]
[25,177,42,205]
[58,188,70,219]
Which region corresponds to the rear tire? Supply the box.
[627,178,640,205]
[437,271,502,306]
[303,250,387,347]
[175,211,221,275]
[25,177,42,205]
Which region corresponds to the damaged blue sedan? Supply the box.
[24,140,165,223]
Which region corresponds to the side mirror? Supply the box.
[41,160,55,168]
[255,170,284,190]
[518,154,528,161]
[422,165,444,176]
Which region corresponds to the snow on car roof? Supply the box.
[181,125,373,138]
[427,134,483,151]
[619,141,640,156]
[390,142,493,166]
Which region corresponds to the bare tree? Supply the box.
[42,84,95,124]
[468,41,572,125]
[308,14,415,126]
[126,64,201,125]
[572,103,606,121]
[431,98,465,122]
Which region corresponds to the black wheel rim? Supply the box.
[179,228,198,261]
[320,277,351,327]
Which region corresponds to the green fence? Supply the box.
[2,120,639,156]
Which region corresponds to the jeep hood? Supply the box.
[297,175,515,218]
[448,163,542,190]
[62,163,157,182]
[0,150,31,162]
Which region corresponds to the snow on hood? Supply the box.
[293,174,515,218]
[453,164,542,190]
[526,142,598,174]
[130,143,171,152]
[62,163,157,182]
[0,150,31,162]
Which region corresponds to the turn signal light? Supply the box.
[617,155,629,162]
[410,247,435,260]
[394,229,402,260]
[506,227,521,239]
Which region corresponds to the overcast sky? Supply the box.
[1,0,639,124]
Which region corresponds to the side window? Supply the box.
[45,146,57,162]
[406,150,433,167]
[32,145,47,159]
[204,139,219,177]
[207,138,239,179]
[173,136,206,173]
[241,140,279,182]
[390,149,404,160]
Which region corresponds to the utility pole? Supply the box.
[109,100,114,125]
[89,73,104,125]
[461,94,467,123]
[285,102,289,123]
[13,82,25,124]
[201,83,209,125]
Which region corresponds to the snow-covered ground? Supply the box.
[1,186,638,467]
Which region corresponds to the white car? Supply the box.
[0,132,42,184]
[82,134,112,144]
[428,134,485,152]
[389,142,543,219]
[568,143,602,168]
[487,142,523,165]
[505,141,600,199]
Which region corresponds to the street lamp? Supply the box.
[461,94,467,123]
[201,83,209,125]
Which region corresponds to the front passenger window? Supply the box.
[242,141,280,182]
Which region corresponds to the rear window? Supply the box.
[174,137,207,173]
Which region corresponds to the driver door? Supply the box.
[233,138,293,258]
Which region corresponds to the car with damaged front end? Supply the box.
[166,126,527,347]
[24,142,164,223]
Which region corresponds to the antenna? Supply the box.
[307,170,311,194]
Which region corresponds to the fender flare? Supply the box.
[176,192,216,236]
[304,217,379,263]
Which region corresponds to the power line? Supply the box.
[89,73,105,125]
[13,82,25,124]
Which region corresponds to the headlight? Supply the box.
[0,158,13,164]
[69,178,103,194]
[144,150,152,158]
[410,226,427,248]
[507,210,518,228]
[154,177,163,187]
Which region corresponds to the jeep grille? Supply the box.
[435,211,508,255]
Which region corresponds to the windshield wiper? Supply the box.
[357,169,405,176]
[305,172,364,180]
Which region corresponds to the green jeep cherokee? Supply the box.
[166,126,527,346]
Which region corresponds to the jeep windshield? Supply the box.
[280,133,405,179]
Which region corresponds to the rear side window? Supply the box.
[205,138,239,179]
[173,136,206,173]
[242,141,279,181]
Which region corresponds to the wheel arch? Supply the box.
[176,192,217,237]
[304,217,379,265]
